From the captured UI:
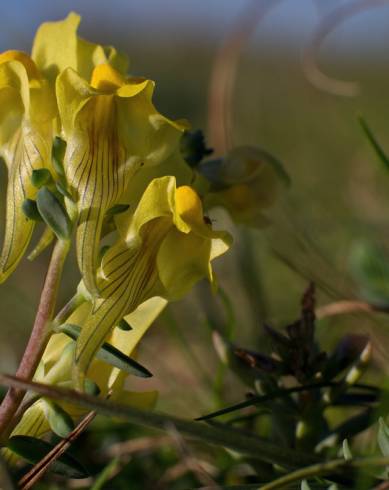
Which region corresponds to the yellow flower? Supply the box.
[6,296,165,454]
[57,62,189,296]
[202,146,289,227]
[0,12,127,282]
[74,176,231,385]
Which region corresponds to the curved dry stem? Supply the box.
[0,239,70,441]
[303,0,389,96]
[316,299,389,320]
[207,0,283,155]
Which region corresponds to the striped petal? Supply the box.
[0,60,53,281]
[4,297,165,463]
[74,177,231,385]
[57,68,186,295]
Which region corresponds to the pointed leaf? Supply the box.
[301,481,312,490]
[378,418,389,456]
[359,115,389,172]
[7,435,87,478]
[342,439,352,460]
[59,323,152,378]
[36,186,72,240]
[28,227,54,261]
[42,400,75,438]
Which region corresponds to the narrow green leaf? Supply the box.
[91,457,120,490]
[358,115,389,172]
[52,136,66,176]
[36,187,72,240]
[28,227,54,261]
[342,439,352,460]
[7,435,87,478]
[56,181,73,200]
[42,400,75,438]
[58,324,152,378]
[301,480,312,490]
[378,418,389,456]
[196,382,335,421]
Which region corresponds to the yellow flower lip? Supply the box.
[90,63,125,92]
[0,50,40,79]
[175,185,204,226]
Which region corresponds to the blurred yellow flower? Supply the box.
[202,146,289,227]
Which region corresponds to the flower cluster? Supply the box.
[0,13,286,452]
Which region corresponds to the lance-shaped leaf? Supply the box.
[57,65,188,295]
[7,435,87,478]
[74,176,231,386]
[0,56,55,282]
[5,298,164,464]
[58,323,152,378]
[42,399,75,438]
[36,186,72,240]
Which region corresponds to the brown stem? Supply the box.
[207,0,283,155]
[0,239,70,441]
[302,0,389,97]
[18,411,95,490]
[316,300,389,320]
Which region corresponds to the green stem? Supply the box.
[0,374,319,470]
[0,239,70,441]
[52,292,86,330]
[260,455,389,490]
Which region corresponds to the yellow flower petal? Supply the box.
[74,177,230,384]
[157,229,212,299]
[0,50,40,79]
[32,12,129,83]
[0,61,53,281]
[57,69,185,295]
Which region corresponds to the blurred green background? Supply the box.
[3,1,389,486]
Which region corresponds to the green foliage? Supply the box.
[36,187,73,240]
[349,240,389,305]
[58,323,152,378]
[7,436,87,478]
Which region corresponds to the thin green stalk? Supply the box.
[0,374,320,469]
[259,455,389,490]
[52,292,86,330]
[0,239,70,440]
